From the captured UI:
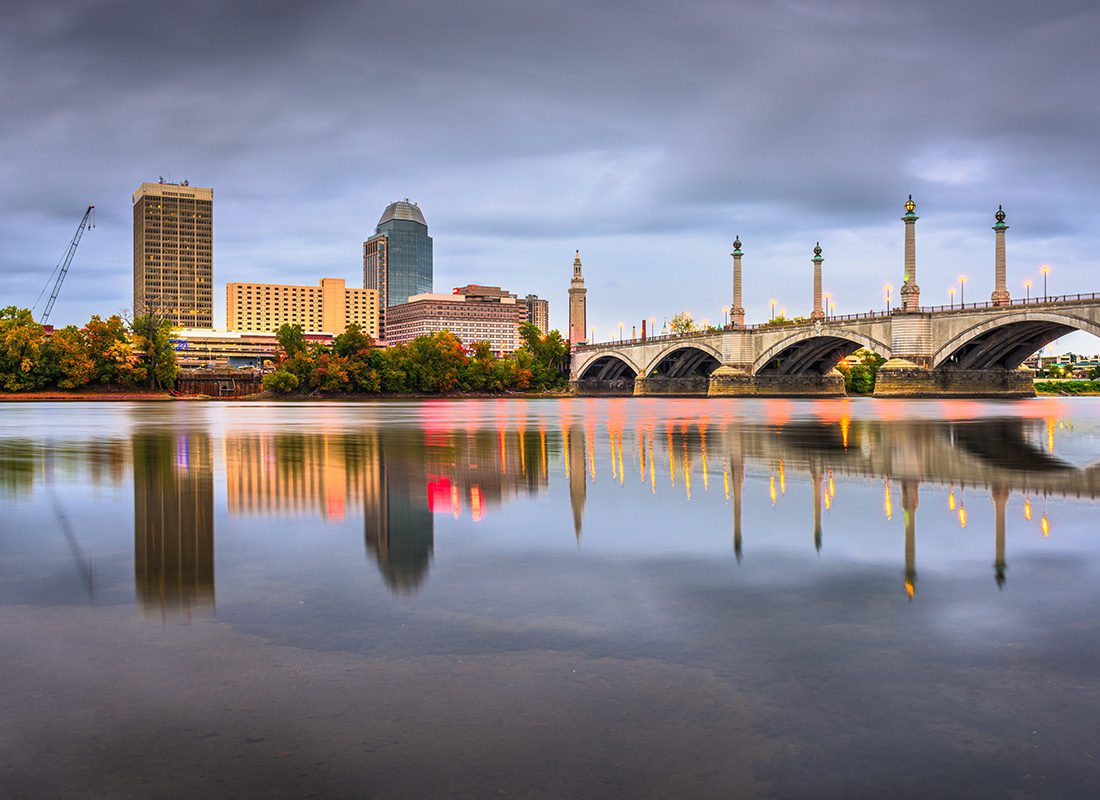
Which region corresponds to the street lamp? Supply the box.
[884,283,892,314]
[948,287,956,309]
[590,327,596,343]
[722,305,729,327]
[618,321,624,342]
[1041,264,1050,300]
[958,274,967,306]
[824,291,832,318]
[770,299,777,320]
[1024,279,1032,302]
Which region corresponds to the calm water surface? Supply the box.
[2,398,1100,799]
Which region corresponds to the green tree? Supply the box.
[669,311,697,334]
[44,325,94,389]
[263,369,299,394]
[130,314,179,389]
[0,307,48,392]
[276,323,308,360]
[461,340,500,391]
[404,331,467,392]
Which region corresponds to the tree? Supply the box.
[44,325,94,389]
[130,314,179,389]
[516,324,570,389]
[462,341,500,391]
[84,314,141,386]
[669,312,697,334]
[404,331,467,392]
[0,307,48,392]
[276,323,308,359]
[263,369,299,394]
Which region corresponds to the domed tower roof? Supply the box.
[378,198,427,227]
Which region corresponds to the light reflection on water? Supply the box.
[2,399,1100,798]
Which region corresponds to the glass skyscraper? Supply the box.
[363,199,433,336]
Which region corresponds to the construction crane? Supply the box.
[34,204,95,324]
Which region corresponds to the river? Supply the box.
[2,398,1099,798]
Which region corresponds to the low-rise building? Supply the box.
[385,284,526,354]
[169,328,334,369]
[226,277,379,337]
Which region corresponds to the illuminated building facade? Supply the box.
[226,277,379,337]
[133,180,214,327]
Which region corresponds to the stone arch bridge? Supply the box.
[571,295,1100,397]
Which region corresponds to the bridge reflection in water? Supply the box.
[3,404,1095,607]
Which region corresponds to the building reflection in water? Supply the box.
[132,433,215,616]
[5,408,1094,605]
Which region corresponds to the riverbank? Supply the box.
[0,388,574,402]
[0,389,179,401]
[1034,380,1100,395]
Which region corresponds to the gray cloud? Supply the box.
[2,0,1098,349]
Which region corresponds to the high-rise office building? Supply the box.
[133,180,213,328]
[524,294,550,335]
[364,199,433,336]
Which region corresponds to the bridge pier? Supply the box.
[633,375,710,396]
[874,364,1034,398]
[571,378,636,396]
[708,367,845,397]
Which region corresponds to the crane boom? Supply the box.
[40,205,95,324]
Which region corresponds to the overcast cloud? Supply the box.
[3,0,1099,348]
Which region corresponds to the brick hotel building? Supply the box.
[385,285,526,355]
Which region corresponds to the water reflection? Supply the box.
[133,434,214,616]
[2,407,1099,608]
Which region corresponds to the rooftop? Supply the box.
[378,198,427,227]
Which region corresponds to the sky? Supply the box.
[3,0,1100,352]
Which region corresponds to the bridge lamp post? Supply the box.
[722,305,729,327]
[1025,279,1032,302]
[884,284,892,314]
[770,299,776,321]
[958,274,967,306]
[824,292,832,318]
[618,322,624,342]
[1041,265,1050,300]
[948,287,956,309]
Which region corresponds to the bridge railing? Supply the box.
[574,292,1100,351]
[917,292,1100,314]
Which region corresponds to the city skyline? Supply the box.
[4,1,1100,355]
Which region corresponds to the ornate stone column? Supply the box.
[811,243,825,320]
[991,206,1011,306]
[900,195,920,312]
[731,236,745,326]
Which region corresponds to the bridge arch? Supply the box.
[643,342,724,379]
[577,351,641,382]
[932,310,1100,370]
[753,327,891,376]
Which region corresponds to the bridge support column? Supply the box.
[874,365,1034,398]
[708,367,845,397]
